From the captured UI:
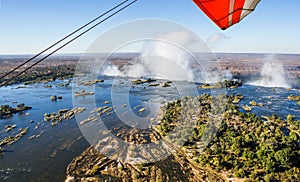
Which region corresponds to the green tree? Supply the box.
[266,158,276,173]
[289,132,298,141]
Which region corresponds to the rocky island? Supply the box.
[0,103,32,118]
[65,94,300,181]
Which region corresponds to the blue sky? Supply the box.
[0,0,299,54]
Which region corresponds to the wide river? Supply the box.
[0,77,299,181]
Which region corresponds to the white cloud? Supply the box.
[207,33,230,45]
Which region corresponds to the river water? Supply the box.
[0,78,299,181]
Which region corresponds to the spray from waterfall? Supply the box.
[101,32,197,81]
[101,31,233,83]
[248,55,290,88]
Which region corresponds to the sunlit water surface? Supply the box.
[0,77,299,181]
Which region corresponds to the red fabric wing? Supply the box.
[193,0,247,30]
[232,0,246,25]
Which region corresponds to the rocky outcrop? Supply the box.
[0,104,32,118]
[74,90,95,97]
[44,107,86,126]
[65,146,221,182]
[200,80,242,89]
[0,127,29,149]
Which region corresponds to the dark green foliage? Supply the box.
[0,65,75,86]
[158,94,300,180]
[0,104,32,118]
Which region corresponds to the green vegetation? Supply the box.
[131,78,156,85]
[287,94,300,107]
[288,94,300,101]
[200,80,242,89]
[0,104,32,118]
[157,94,300,181]
[66,93,299,181]
[0,65,75,86]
